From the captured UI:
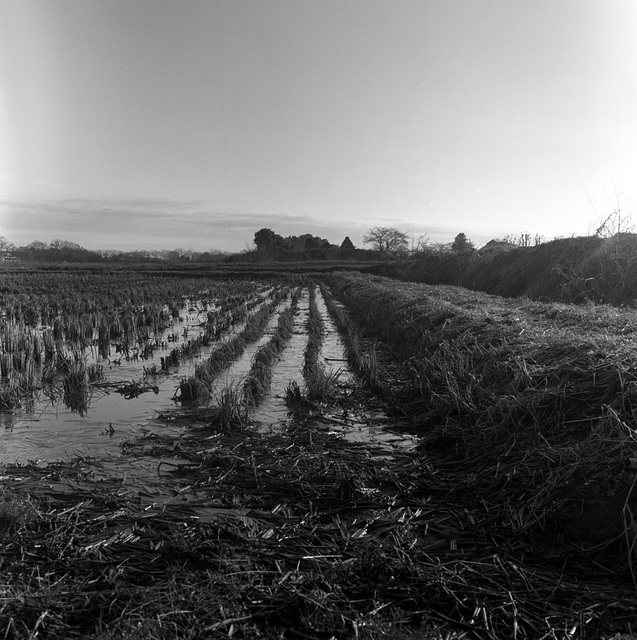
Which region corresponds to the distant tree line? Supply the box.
[17,239,103,262]
[0,226,553,266]
[362,228,477,255]
[2,238,228,264]
[101,248,227,263]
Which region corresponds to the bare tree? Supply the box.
[551,186,637,303]
[410,234,429,254]
[0,236,15,260]
[590,183,633,237]
[363,227,409,253]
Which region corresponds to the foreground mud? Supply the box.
[3,418,635,639]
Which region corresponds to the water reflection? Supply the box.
[0,287,274,465]
[251,291,309,425]
[251,288,416,454]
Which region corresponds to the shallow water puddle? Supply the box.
[328,412,418,453]
[314,290,353,387]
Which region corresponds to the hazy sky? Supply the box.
[0,0,635,252]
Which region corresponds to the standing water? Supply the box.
[251,289,310,425]
[248,287,416,453]
[0,287,277,464]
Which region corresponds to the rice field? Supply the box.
[1,266,637,638]
[0,271,289,463]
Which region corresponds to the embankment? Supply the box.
[328,270,637,556]
[366,234,637,305]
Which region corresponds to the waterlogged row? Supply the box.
[0,278,415,463]
[177,287,295,403]
[191,285,341,423]
[0,274,281,411]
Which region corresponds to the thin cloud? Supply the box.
[0,198,362,251]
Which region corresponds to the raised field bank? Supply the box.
[1,264,637,638]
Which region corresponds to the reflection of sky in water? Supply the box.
[252,290,416,454]
[0,383,187,464]
[315,292,353,385]
[208,299,291,400]
[250,291,309,425]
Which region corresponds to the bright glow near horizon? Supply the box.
[0,0,635,252]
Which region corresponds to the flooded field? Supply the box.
[0,274,277,462]
[0,272,413,469]
[2,267,637,639]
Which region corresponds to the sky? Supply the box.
[0,0,635,253]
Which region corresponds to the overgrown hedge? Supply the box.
[367,234,637,305]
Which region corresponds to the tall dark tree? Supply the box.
[253,228,278,251]
[451,233,474,252]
